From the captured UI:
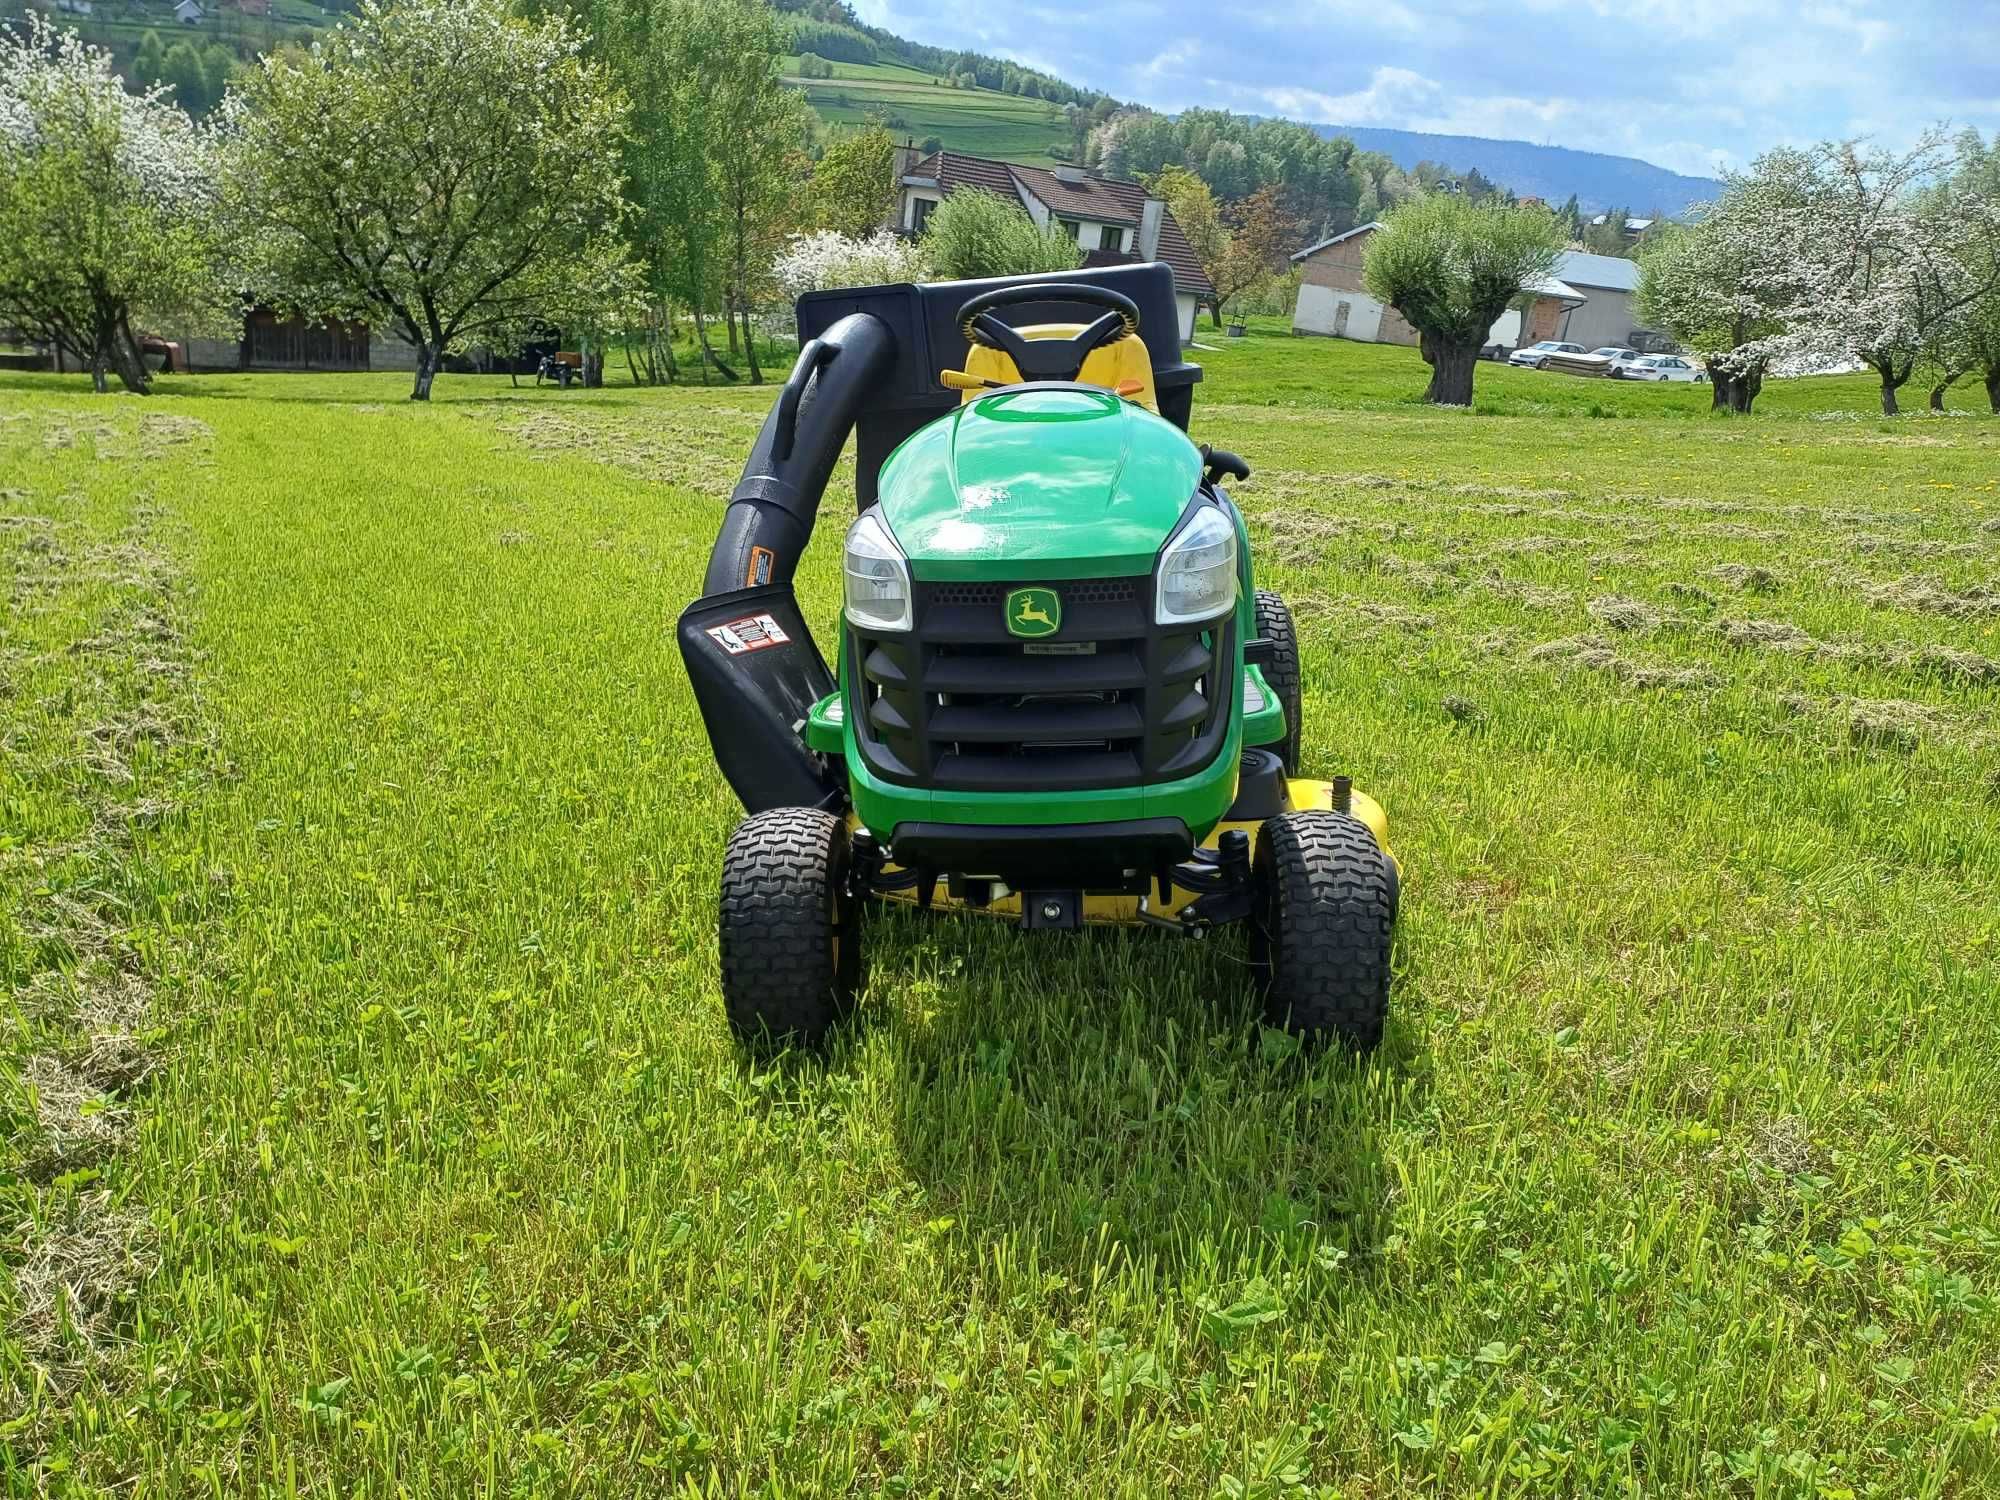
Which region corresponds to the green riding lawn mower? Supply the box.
[678,263,1399,1050]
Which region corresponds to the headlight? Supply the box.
[1155,505,1236,625]
[843,510,912,632]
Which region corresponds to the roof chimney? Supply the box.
[1138,197,1164,262]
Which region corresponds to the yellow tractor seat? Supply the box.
[959,323,1158,412]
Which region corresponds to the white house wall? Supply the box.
[1295,283,1521,348]
[1293,283,1385,342]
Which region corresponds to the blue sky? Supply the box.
[849,0,2000,179]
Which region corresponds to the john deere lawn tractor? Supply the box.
[678,263,1398,1049]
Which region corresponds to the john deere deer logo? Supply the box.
[1005,586,1061,639]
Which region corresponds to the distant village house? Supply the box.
[893,148,1217,344]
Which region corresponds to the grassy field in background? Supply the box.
[781,54,1072,163]
[3,330,1999,1495]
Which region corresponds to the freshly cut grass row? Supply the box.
[0,330,1996,1494]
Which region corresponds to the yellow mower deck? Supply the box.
[858,778,1395,925]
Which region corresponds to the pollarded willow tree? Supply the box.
[224,0,634,400]
[1362,192,1563,406]
[0,18,235,394]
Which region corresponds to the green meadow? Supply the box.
[781,55,1074,163]
[3,331,1998,1495]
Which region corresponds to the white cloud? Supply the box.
[1140,40,1201,79]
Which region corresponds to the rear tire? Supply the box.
[1249,810,1393,1049]
[1253,589,1303,774]
[719,807,863,1049]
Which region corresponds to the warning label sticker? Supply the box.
[705,613,792,656]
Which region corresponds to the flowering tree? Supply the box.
[1637,148,1827,413]
[772,229,931,302]
[1363,192,1563,406]
[1644,136,2000,415]
[224,0,632,400]
[0,18,235,394]
[1791,134,2000,415]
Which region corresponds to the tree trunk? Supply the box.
[109,316,152,395]
[1710,366,1762,414]
[1929,381,1947,412]
[411,344,439,401]
[90,356,108,394]
[1987,364,2000,415]
[693,305,739,382]
[692,306,713,385]
[1209,301,1223,329]
[1419,334,1477,406]
[741,303,762,386]
[724,293,740,356]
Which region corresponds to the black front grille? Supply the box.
[849,577,1232,793]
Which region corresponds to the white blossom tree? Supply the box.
[1789,133,2000,415]
[223,0,634,400]
[1637,148,1826,414]
[771,229,931,303]
[1647,134,2000,416]
[0,17,235,394]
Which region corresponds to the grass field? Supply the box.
[781,55,1073,164]
[3,331,1999,1495]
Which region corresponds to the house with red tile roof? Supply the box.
[894,148,1216,345]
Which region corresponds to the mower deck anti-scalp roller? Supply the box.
[677,263,1399,1052]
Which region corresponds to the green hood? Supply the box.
[876,388,1204,581]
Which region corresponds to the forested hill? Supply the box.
[1310,124,1724,215]
[20,0,1722,221]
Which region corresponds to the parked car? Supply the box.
[1508,340,1585,369]
[1623,354,1706,383]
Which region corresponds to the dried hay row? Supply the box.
[3,474,201,1414]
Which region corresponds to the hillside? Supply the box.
[1308,123,1723,215]
[779,55,1072,165]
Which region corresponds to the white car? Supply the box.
[1591,347,1645,376]
[1509,340,1584,369]
[1622,354,1706,383]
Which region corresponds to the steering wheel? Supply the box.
[956,283,1142,384]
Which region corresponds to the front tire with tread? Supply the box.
[1253,589,1303,774]
[719,807,862,1049]
[1249,810,1393,1049]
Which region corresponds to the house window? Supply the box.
[910,197,934,234]
[1099,225,1123,252]
[1058,218,1080,241]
